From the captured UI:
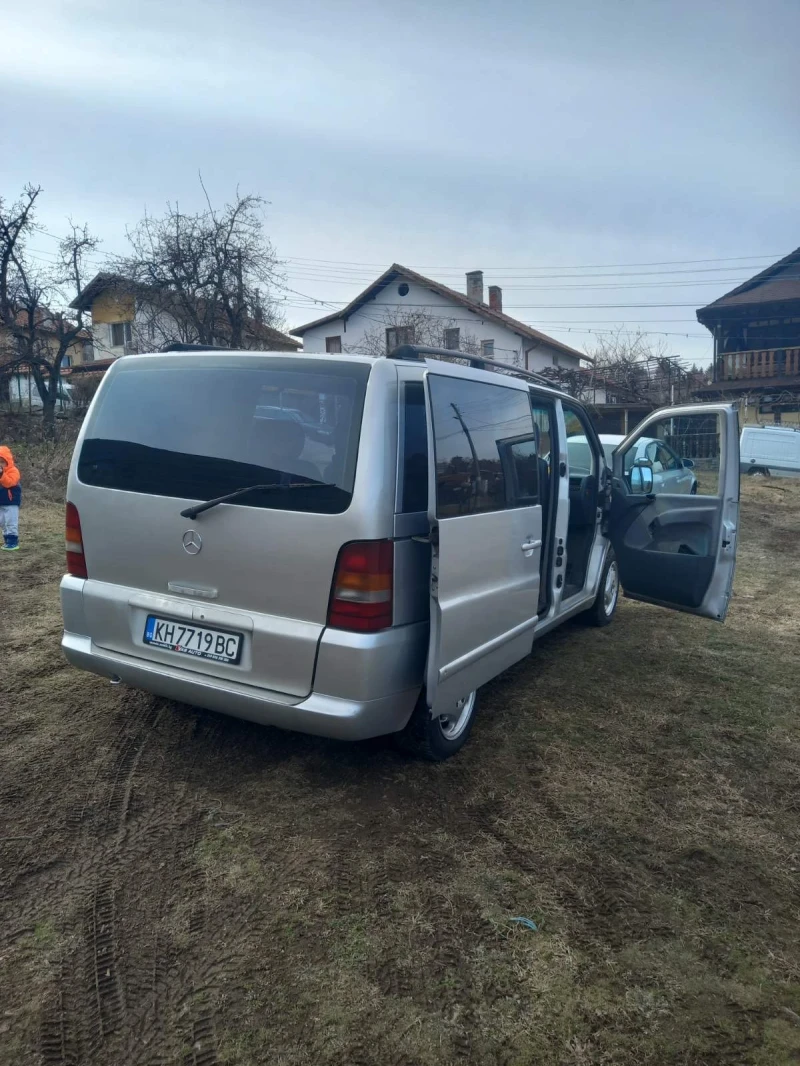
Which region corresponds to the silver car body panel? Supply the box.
[421,362,543,717]
[61,353,740,743]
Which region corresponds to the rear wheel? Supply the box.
[747,466,770,477]
[585,550,619,627]
[395,689,478,761]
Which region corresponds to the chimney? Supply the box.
[466,270,484,304]
[488,285,502,313]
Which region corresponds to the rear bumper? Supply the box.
[62,631,420,741]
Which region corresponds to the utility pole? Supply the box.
[451,402,481,506]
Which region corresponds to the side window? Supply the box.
[644,440,662,469]
[429,376,535,518]
[563,406,596,478]
[501,437,539,504]
[621,412,721,496]
[530,403,552,463]
[529,398,554,496]
[660,443,683,472]
[400,382,428,513]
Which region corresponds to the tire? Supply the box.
[395,689,478,761]
[747,466,770,478]
[585,549,620,628]
[690,481,698,495]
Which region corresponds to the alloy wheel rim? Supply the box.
[437,690,476,740]
[604,561,619,615]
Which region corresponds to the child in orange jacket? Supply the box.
[0,445,21,551]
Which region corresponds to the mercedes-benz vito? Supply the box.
[61,346,740,759]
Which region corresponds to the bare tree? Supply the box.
[119,183,284,350]
[349,307,482,359]
[588,328,671,397]
[0,185,96,433]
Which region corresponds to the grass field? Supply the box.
[1,473,799,1065]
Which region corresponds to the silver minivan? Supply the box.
[60,346,741,759]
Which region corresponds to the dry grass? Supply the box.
[0,474,799,1065]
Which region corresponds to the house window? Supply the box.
[444,328,460,351]
[61,355,71,369]
[111,322,132,347]
[386,326,414,353]
[325,336,342,353]
[480,339,494,359]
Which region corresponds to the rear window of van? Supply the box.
[78,359,369,514]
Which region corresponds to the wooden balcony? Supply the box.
[717,347,800,381]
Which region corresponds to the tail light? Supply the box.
[328,540,394,633]
[65,502,88,578]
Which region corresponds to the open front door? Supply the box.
[424,369,543,717]
[609,403,739,621]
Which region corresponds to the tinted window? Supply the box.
[78,359,369,514]
[429,375,535,518]
[401,382,428,512]
[531,404,552,463]
[505,437,539,503]
[563,408,597,477]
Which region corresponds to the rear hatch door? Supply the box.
[74,354,371,698]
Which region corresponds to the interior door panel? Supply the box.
[611,495,719,608]
[608,403,740,621]
[568,475,597,526]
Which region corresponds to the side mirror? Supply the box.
[682,458,695,469]
[630,458,654,494]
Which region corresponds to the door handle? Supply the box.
[521,539,542,552]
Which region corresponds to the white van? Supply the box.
[9,374,74,412]
[60,345,741,760]
[740,424,800,478]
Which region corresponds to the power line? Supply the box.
[281,252,786,270]
[281,263,784,284]
[291,299,712,309]
[30,228,785,272]
[282,273,778,291]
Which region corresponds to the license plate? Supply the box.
[143,615,243,664]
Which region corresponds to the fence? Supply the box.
[664,414,720,470]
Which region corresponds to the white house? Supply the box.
[292,264,587,372]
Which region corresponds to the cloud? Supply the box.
[3,0,798,367]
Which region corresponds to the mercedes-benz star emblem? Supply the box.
[182,529,202,555]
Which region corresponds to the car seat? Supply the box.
[250,417,320,482]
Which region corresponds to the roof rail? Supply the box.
[160,342,232,352]
[387,344,554,387]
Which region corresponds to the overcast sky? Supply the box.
[2,0,798,365]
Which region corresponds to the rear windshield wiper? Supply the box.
[180,481,334,519]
